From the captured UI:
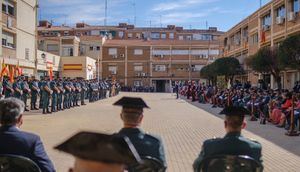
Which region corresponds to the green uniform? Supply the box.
[193,132,262,172]
[118,128,167,168]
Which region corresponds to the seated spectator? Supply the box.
[277,92,293,128]
[55,132,141,172]
[193,106,262,172]
[0,98,55,172]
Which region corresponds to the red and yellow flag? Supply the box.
[0,59,9,77]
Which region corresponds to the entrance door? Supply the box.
[156,80,166,92]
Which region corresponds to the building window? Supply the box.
[108,66,117,74]
[262,13,271,26]
[96,46,100,51]
[108,48,117,55]
[47,44,59,52]
[293,0,300,12]
[2,0,15,16]
[90,46,94,51]
[134,80,142,87]
[62,47,73,56]
[2,31,14,48]
[250,33,259,45]
[134,49,143,55]
[161,33,166,39]
[64,31,69,36]
[192,65,203,72]
[128,33,133,38]
[91,30,100,36]
[187,35,192,40]
[178,35,184,40]
[172,50,189,55]
[134,66,143,72]
[136,33,141,39]
[154,65,166,72]
[25,48,29,60]
[118,31,124,38]
[151,32,160,39]
[169,33,174,39]
[276,5,285,17]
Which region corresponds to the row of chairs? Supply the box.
[0,154,263,172]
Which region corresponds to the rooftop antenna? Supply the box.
[149,20,152,28]
[132,0,136,26]
[104,0,107,26]
[259,0,262,8]
[205,21,208,30]
[189,25,192,30]
[160,15,162,28]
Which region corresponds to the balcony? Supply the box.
[2,12,16,29]
[2,46,16,58]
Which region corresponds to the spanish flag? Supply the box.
[0,59,9,77]
[15,61,22,76]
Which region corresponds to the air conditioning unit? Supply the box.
[276,16,285,25]
[120,54,125,58]
[263,25,270,31]
[288,12,297,22]
[141,73,146,77]
[112,55,118,59]
[160,55,164,58]
[111,71,117,75]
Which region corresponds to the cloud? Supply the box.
[152,0,220,12]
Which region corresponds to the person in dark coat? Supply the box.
[114,97,167,169]
[193,106,262,172]
[0,98,55,172]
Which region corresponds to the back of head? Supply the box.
[0,98,25,125]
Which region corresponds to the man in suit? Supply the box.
[0,98,55,172]
[55,132,141,172]
[193,106,262,171]
[114,97,167,169]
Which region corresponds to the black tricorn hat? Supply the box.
[219,106,250,116]
[113,97,150,109]
[54,132,142,165]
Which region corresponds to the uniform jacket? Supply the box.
[0,125,56,172]
[118,128,167,167]
[193,132,262,171]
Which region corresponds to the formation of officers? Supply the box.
[0,75,119,114]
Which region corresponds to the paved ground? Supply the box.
[22,93,300,172]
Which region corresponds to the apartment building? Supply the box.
[38,21,223,91]
[221,0,300,90]
[0,0,41,76]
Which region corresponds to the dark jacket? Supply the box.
[118,128,167,167]
[193,132,262,171]
[0,125,56,172]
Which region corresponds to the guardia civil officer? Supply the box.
[29,76,39,110]
[13,77,22,99]
[193,106,263,171]
[57,78,64,111]
[50,79,59,112]
[42,76,52,114]
[20,76,30,111]
[114,97,167,169]
[3,76,14,98]
[63,78,71,109]
[55,132,142,172]
[80,79,87,105]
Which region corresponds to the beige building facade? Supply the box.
[0,0,38,76]
[221,0,300,90]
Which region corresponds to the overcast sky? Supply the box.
[39,0,271,31]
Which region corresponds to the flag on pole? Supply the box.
[15,61,22,76]
[0,59,9,77]
[9,66,14,83]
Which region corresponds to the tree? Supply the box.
[200,64,217,85]
[279,34,300,69]
[213,57,244,84]
[246,46,283,90]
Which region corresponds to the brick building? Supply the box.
[220,0,300,90]
[38,21,223,92]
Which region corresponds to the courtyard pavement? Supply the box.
[22,92,300,172]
